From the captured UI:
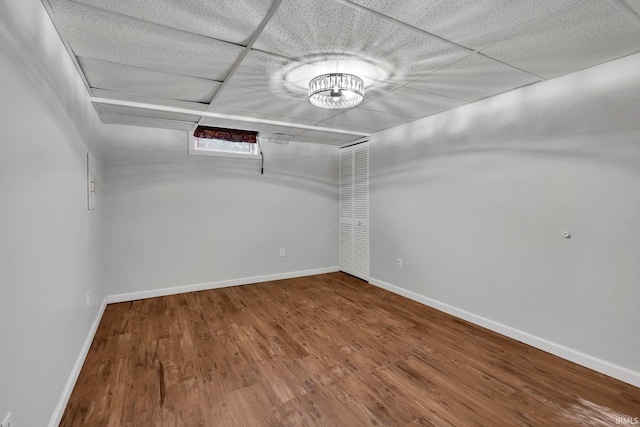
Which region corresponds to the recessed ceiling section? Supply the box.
[48,0,244,80]
[407,54,541,102]
[481,0,640,79]
[66,0,278,45]
[347,0,583,50]
[79,57,221,103]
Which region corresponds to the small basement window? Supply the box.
[189,125,262,159]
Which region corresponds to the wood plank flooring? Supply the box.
[61,272,640,426]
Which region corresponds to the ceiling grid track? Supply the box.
[335,0,592,85]
[334,0,473,53]
[330,0,551,92]
[203,0,285,112]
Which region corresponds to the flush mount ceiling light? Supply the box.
[308,73,364,109]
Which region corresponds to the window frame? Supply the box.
[188,132,262,160]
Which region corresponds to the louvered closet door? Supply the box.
[339,149,354,275]
[353,144,369,280]
[339,142,369,281]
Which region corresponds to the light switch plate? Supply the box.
[87,152,96,210]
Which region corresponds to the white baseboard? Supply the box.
[49,297,108,427]
[369,277,640,389]
[106,266,340,304]
[48,267,338,425]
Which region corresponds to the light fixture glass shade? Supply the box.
[308,73,364,109]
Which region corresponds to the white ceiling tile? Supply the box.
[100,113,196,131]
[253,0,469,86]
[91,89,209,112]
[407,54,540,102]
[348,0,582,50]
[482,0,640,79]
[225,50,295,94]
[80,57,220,103]
[69,0,277,45]
[359,87,467,119]
[324,108,413,132]
[212,85,338,122]
[96,104,203,122]
[49,0,243,80]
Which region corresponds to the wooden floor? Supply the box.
[61,272,640,426]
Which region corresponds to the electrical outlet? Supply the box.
[86,290,90,308]
[396,258,403,269]
[280,248,285,257]
[1,412,12,427]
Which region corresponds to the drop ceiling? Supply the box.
[43,0,640,145]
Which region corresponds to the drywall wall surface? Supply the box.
[103,125,338,295]
[370,52,640,374]
[0,0,105,426]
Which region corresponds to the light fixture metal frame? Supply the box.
[308,73,364,109]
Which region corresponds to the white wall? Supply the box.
[0,0,105,426]
[103,125,338,297]
[370,53,640,385]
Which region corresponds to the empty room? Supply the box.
[1,0,640,426]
